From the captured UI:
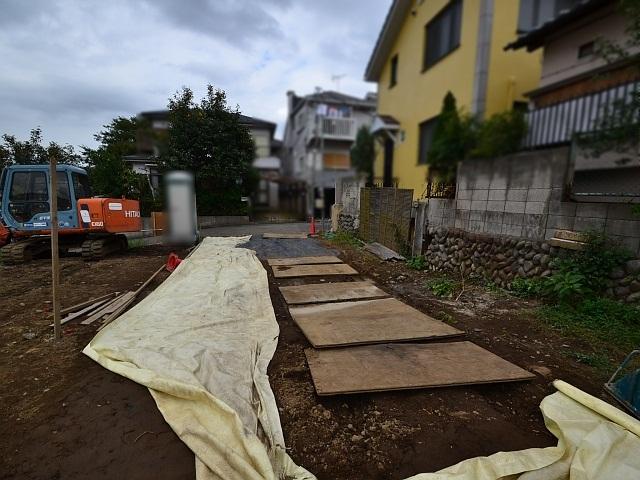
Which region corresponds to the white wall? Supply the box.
[540,11,634,88]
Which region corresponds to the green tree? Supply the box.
[426,92,474,181]
[82,117,159,214]
[0,127,80,169]
[158,85,256,215]
[350,125,375,184]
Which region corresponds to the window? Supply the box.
[72,172,92,199]
[10,171,48,202]
[423,0,463,70]
[56,171,72,211]
[518,0,581,32]
[389,54,398,88]
[578,41,595,59]
[418,117,439,165]
[8,171,49,222]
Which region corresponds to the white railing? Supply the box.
[320,117,355,139]
[523,80,639,148]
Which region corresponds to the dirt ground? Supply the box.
[0,239,614,479]
[0,246,195,480]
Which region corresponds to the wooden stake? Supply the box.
[50,156,61,340]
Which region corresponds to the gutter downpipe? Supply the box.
[471,0,494,119]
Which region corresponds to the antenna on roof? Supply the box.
[331,74,346,92]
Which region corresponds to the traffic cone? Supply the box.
[309,216,316,236]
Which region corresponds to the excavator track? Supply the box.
[0,238,50,265]
[81,235,128,261]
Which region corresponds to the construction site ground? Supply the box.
[0,235,615,479]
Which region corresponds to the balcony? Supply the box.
[308,117,356,142]
[523,79,639,149]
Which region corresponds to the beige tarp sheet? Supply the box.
[84,237,640,480]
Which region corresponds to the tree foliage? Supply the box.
[427,92,475,181]
[158,85,257,215]
[471,110,527,159]
[0,127,80,170]
[83,117,139,197]
[350,125,375,184]
[82,117,159,214]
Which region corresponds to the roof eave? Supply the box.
[505,0,613,52]
[364,0,412,82]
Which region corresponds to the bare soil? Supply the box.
[0,240,613,480]
[0,247,194,480]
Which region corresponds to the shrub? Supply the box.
[427,92,476,182]
[509,277,543,297]
[426,278,457,297]
[471,110,527,159]
[541,271,587,302]
[406,255,427,270]
[542,232,631,302]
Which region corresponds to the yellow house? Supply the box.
[365,0,543,198]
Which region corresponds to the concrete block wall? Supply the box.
[425,147,640,256]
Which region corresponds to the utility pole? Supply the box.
[49,156,61,340]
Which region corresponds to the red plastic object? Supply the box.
[309,217,316,236]
[166,253,182,272]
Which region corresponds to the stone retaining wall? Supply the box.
[425,227,640,303]
[338,213,358,233]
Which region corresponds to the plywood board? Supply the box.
[272,263,358,278]
[305,341,535,396]
[290,298,463,347]
[267,256,343,266]
[262,232,308,239]
[279,281,389,305]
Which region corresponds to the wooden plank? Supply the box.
[267,256,343,266]
[81,292,134,325]
[305,342,535,396]
[263,232,308,239]
[98,294,137,332]
[279,281,390,305]
[60,292,118,315]
[56,297,112,326]
[290,298,463,347]
[272,263,358,278]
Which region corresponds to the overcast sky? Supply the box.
[0,0,389,149]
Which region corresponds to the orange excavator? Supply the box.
[0,164,142,264]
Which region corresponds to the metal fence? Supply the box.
[523,80,639,148]
[359,187,413,253]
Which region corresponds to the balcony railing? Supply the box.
[308,117,356,142]
[523,80,639,149]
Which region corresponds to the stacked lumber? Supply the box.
[54,263,168,330]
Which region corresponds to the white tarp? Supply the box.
[84,236,313,479]
[84,237,640,480]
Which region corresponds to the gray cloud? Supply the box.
[142,0,289,47]
[0,0,390,147]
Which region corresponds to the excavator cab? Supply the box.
[0,164,141,263]
[0,165,90,230]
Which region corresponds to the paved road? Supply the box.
[203,221,337,259]
[133,221,336,258]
